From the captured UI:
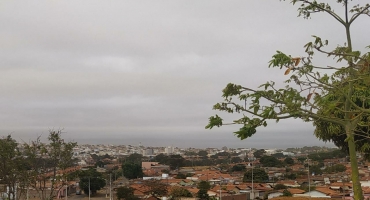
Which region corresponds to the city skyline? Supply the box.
[8,125,335,149]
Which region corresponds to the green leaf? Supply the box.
[205,115,223,129]
[234,125,257,140]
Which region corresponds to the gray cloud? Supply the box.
[1,0,368,148]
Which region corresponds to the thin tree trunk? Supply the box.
[346,127,364,200]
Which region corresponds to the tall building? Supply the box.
[143,148,154,156]
[165,146,174,155]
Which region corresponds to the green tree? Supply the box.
[175,173,187,179]
[243,168,268,183]
[216,152,230,157]
[116,186,139,200]
[324,164,347,173]
[122,162,143,179]
[126,153,143,164]
[167,155,185,170]
[78,168,106,195]
[184,151,197,156]
[142,179,168,197]
[198,150,208,157]
[0,135,27,200]
[309,165,323,175]
[153,153,169,164]
[282,189,292,197]
[284,157,294,165]
[24,130,77,200]
[273,184,287,190]
[169,186,192,200]
[206,1,370,199]
[308,150,346,162]
[259,156,283,167]
[284,173,297,180]
[253,149,265,158]
[271,153,285,159]
[231,164,246,172]
[297,157,306,164]
[197,181,211,190]
[197,189,209,200]
[95,160,105,168]
[315,124,370,160]
[230,157,242,163]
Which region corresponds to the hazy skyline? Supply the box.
[1,1,368,148]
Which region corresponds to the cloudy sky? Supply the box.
[1,1,368,148]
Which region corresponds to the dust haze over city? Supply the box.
[3,1,368,149]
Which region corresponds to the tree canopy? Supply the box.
[284,157,294,165]
[198,150,208,157]
[152,154,186,170]
[253,149,265,158]
[259,156,284,167]
[206,1,370,199]
[197,181,211,191]
[274,184,287,190]
[24,130,77,200]
[116,186,139,200]
[169,186,192,200]
[142,179,168,197]
[122,162,143,179]
[0,135,25,200]
[126,153,143,164]
[231,164,246,172]
[197,189,209,200]
[78,168,106,195]
[243,168,268,183]
[324,164,347,173]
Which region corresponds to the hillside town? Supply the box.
[77,144,370,199]
[14,143,370,200]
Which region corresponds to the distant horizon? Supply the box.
[5,131,336,150]
[77,140,336,150]
[1,1,362,154]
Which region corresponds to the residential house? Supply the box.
[302,186,339,198]
[267,188,305,199]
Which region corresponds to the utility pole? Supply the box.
[110,174,112,200]
[251,160,254,200]
[26,182,29,200]
[219,177,222,200]
[65,177,68,200]
[307,157,311,200]
[88,177,91,200]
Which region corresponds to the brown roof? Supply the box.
[287,188,305,194]
[187,188,199,194]
[314,186,338,195]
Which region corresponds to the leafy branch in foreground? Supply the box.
[206,1,370,199]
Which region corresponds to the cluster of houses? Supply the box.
[4,144,370,200]
[71,145,370,200]
[114,158,370,200]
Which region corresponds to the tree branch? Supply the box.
[349,4,370,24]
[297,0,346,25]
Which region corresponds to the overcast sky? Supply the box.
[1,1,369,148]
